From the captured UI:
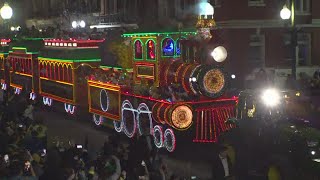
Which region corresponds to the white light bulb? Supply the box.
[0,3,13,20]
[72,21,77,29]
[231,74,236,79]
[280,6,291,20]
[79,20,86,28]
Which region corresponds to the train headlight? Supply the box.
[211,46,227,62]
[261,88,281,107]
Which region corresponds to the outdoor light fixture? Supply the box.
[79,20,86,28]
[261,88,281,107]
[72,20,86,29]
[0,3,12,20]
[231,74,236,79]
[72,21,77,29]
[211,46,227,62]
[311,150,316,156]
[280,5,291,20]
[198,1,214,18]
[10,26,20,31]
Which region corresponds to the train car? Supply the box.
[88,30,237,152]
[0,39,10,91]
[38,39,104,114]
[7,38,43,98]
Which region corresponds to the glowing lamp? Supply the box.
[261,89,281,107]
[211,46,227,62]
[72,21,77,29]
[280,5,291,20]
[0,3,13,20]
[10,26,15,31]
[79,20,86,28]
[311,151,316,156]
[231,74,236,79]
[190,77,197,82]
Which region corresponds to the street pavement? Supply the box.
[37,107,212,179]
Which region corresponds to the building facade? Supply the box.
[212,0,320,87]
[20,0,202,29]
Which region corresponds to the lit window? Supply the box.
[162,38,174,56]
[134,40,143,59]
[147,40,156,60]
[284,33,311,66]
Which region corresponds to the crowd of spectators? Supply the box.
[0,91,187,180]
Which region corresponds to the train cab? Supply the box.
[0,39,10,91]
[122,31,197,86]
[8,38,43,97]
[38,39,104,114]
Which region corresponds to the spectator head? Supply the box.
[218,145,228,158]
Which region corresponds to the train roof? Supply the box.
[40,39,104,62]
[9,38,45,54]
[121,29,197,38]
[0,39,10,54]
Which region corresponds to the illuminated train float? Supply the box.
[0,27,237,152]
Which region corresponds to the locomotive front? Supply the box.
[88,13,237,152]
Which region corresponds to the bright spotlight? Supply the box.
[72,21,77,29]
[79,20,86,28]
[10,26,15,31]
[261,88,281,107]
[311,151,316,156]
[231,74,236,79]
[211,46,227,62]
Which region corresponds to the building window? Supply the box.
[295,0,311,15]
[248,0,265,7]
[284,33,311,66]
[146,40,156,60]
[248,34,265,67]
[176,38,185,56]
[162,38,175,56]
[134,40,143,60]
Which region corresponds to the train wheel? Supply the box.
[121,100,136,138]
[164,128,176,152]
[153,125,163,148]
[93,114,102,126]
[267,165,282,180]
[137,103,153,136]
[64,103,76,114]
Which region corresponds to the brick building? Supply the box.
[212,0,320,88]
